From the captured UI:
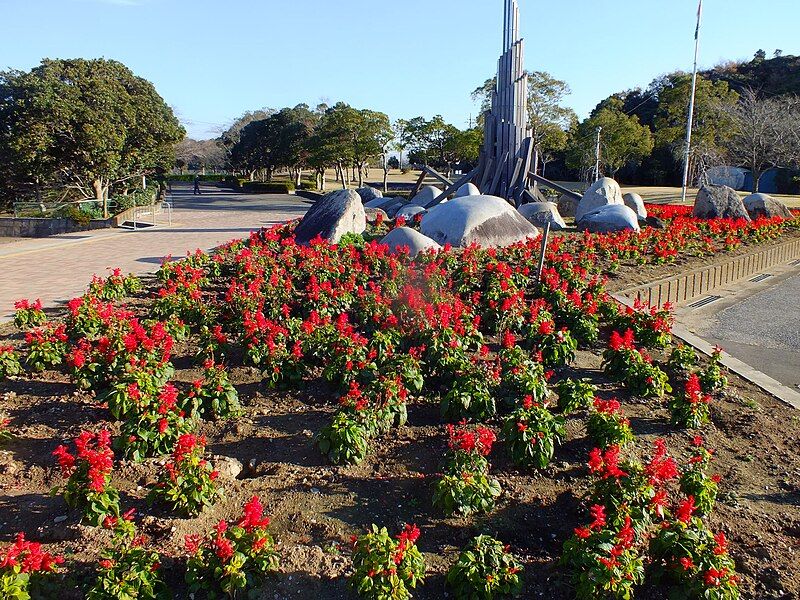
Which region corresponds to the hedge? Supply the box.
[168,174,227,182]
[240,181,296,194]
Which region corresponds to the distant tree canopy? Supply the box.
[0,58,184,213]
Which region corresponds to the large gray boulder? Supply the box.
[693,185,750,221]
[380,226,441,258]
[294,189,366,245]
[454,182,481,198]
[557,194,579,218]
[364,207,389,224]
[518,202,567,231]
[623,192,647,220]
[364,196,393,210]
[421,195,539,248]
[409,185,443,207]
[743,193,793,219]
[575,178,625,223]
[395,204,427,221]
[577,204,641,233]
[356,187,382,203]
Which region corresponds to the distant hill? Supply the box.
[703,54,800,98]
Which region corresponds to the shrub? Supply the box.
[52,430,120,526]
[317,411,370,465]
[586,397,634,448]
[669,374,712,429]
[86,269,141,301]
[555,378,596,414]
[441,362,497,421]
[148,434,221,517]
[240,181,295,194]
[446,535,523,599]
[679,436,720,516]
[602,330,671,399]
[0,345,22,379]
[433,425,501,516]
[0,533,64,600]
[185,497,280,598]
[666,344,698,375]
[13,299,46,330]
[350,524,425,600]
[87,516,167,599]
[25,324,68,371]
[698,347,728,394]
[184,360,242,420]
[562,513,644,600]
[502,395,565,469]
[649,504,740,600]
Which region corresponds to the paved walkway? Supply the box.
[0,183,310,321]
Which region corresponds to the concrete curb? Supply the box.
[613,294,800,410]
[617,237,800,309]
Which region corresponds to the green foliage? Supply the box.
[316,412,370,465]
[86,519,168,599]
[567,96,654,177]
[148,434,221,517]
[185,497,280,599]
[0,58,184,206]
[446,535,523,599]
[502,402,565,469]
[184,361,242,420]
[350,524,426,600]
[0,346,23,379]
[666,344,699,375]
[586,398,635,449]
[555,378,596,414]
[241,181,296,194]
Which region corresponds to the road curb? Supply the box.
[613,294,800,410]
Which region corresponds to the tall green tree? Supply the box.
[653,74,739,182]
[567,98,654,179]
[472,70,576,173]
[0,58,184,215]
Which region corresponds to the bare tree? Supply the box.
[721,89,800,192]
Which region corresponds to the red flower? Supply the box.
[676,496,696,524]
[238,496,270,532]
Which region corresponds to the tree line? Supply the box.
[0,58,184,215]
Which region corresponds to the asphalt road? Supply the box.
[695,273,800,390]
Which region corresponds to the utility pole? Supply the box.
[681,0,704,204]
[594,127,602,182]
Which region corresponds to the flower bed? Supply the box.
[1,210,799,599]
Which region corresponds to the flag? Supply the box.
[695,0,703,40]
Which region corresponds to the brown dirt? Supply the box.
[1,256,799,599]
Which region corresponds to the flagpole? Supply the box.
[681,0,703,204]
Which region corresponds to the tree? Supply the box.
[721,89,800,192]
[352,109,392,188]
[0,58,184,215]
[567,98,654,180]
[175,139,227,173]
[472,70,576,173]
[219,109,275,166]
[653,74,739,184]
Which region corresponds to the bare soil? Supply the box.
[1,255,799,599]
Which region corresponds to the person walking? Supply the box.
[193,174,202,195]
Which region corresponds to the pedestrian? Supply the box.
[193,174,201,195]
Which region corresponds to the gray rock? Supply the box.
[693,185,750,221]
[421,195,539,248]
[743,193,793,219]
[383,199,406,219]
[364,207,389,224]
[454,182,481,198]
[356,187,382,203]
[518,202,567,230]
[395,204,427,221]
[409,185,443,207]
[644,215,666,229]
[213,455,243,479]
[294,189,367,244]
[380,226,442,257]
[577,204,641,233]
[557,194,579,218]
[575,177,624,223]
[364,196,393,210]
[623,192,648,220]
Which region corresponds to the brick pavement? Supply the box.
[0,184,310,321]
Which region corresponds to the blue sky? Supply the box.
[2,0,798,139]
